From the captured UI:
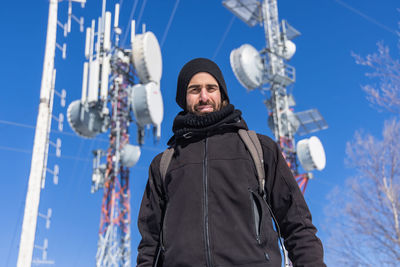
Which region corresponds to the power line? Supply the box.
[121,0,139,47]
[160,0,181,48]
[333,0,397,36]
[0,119,77,137]
[212,15,235,60]
[6,200,25,267]
[0,118,165,151]
[135,0,148,33]
[0,119,35,129]
[0,145,90,161]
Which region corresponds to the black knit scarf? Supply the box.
[171,104,242,140]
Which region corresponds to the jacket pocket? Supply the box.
[161,204,169,250]
[249,190,263,245]
[249,190,278,247]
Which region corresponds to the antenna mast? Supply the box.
[17,1,85,266]
[67,1,164,265]
[17,3,58,265]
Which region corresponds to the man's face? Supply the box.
[186,72,222,116]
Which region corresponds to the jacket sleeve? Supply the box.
[260,136,326,267]
[137,155,165,267]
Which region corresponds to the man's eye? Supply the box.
[188,88,200,94]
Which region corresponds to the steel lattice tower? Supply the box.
[261,0,300,178]
[96,62,132,266]
[99,6,131,265]
[226,0,327,195]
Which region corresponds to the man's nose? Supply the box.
[199,88,209,102]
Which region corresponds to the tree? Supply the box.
[326,41,400,266]
[352,41,400,113]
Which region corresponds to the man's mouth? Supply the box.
[196,105,214,112]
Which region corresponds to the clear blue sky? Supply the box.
[0,0,398,266]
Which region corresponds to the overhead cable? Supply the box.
[212,15,235,60]
[134,0,148,34]
[0,119,165,151]
[160,0,181,48]
[333,0,397,35]
[121,0,140,46]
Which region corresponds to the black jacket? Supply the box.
[137,112,325,267]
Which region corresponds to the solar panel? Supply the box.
[294,109,328,136]
[222,0,262,27]
[282,20,301,40]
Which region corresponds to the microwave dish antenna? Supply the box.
[296,136,326,171]
[67,100,109,138]
[129,81,163,138]
[230,43,264,90]
[282,40,296,60]
[131,31,162,83]
[120,144,141,168]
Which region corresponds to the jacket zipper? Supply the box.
[203,138,213,267]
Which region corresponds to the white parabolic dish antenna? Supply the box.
[121,144,141,168]
[283,40,296,60]
[230,43,264,90]
[296,136,326,171]
[67,100,108,138]
[131,31,162,83]
[130,82,163,128]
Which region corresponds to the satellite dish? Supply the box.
[120,144,141,167]
[230,43,264,90]
[296,136,326,171]
[129,82,163,128]
[131,31,162,83]
[282,40,296,60]
[67,100,109,138]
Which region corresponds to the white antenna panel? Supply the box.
[100,56,110,101]
[103,12,112,52]
[129,82,163,127]
[130,20,135,44]
[81,62,89,103]
[131,31,162,83]
[120,144,141,167]
[230,43,264,90]
[114,4,120,28]
[282,40,296,60]
[87,59,100,103]
[296,136,326,171]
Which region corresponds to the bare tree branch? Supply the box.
[352,42,400,113]
[326,119,400,266]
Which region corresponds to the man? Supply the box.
[137,58,326,267]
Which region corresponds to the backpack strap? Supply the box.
[160,147,174,183]
[238,129,265,195]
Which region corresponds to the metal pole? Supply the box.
[17,0,58,266]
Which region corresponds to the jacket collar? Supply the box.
[167,104,247,146]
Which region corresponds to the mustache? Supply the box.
[194,101,216,110]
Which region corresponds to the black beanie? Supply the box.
[176,58,229,110]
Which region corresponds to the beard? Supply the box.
[193,100,220,115]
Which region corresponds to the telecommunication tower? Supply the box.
[17,1,85,266]
[66,1,163,266]
[223,0,328,194]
